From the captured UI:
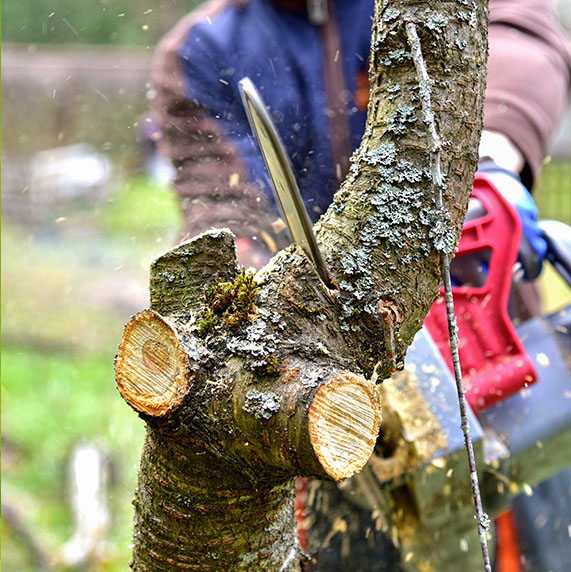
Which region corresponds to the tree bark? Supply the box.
[115,0,488,570]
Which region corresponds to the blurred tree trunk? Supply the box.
[115,0,489,570]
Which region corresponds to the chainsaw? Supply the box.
[239,77,571,571]
[313,178,571,569]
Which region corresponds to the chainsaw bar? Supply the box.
[238,77,334,288]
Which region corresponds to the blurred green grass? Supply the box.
[1,176,180,571]
[535,159,571,226]
[534,160,571,311]
[1,162,569,570]
[95,177,181,245]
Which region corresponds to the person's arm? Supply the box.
[484,0,571,190]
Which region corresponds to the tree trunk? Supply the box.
[115,0,488,570]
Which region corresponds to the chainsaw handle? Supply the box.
[425,174,538,414]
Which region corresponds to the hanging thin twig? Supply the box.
[405,21,492,572]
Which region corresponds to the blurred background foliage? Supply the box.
[1,1,570,571]
[2,2,191,570]
[2,0,201,46]
[2,175,180,571]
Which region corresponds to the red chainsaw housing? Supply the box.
[424,173,538,414]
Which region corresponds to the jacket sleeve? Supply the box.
[484,0,571,189]
[151,12,287,254]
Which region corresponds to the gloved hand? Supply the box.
[477,163,547,281]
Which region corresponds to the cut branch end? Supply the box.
[309,373,382,481]
[115,310,191,416]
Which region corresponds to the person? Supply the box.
[153,0,376,268]
[151,0,571,569]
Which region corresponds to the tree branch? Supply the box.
[115,0,489,569]
[406,19,492,571]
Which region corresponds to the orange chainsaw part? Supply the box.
[424,173,538,414]
[495,509,524,572]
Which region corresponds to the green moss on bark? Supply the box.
[197,268,259,335]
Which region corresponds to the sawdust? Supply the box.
[369,364,448,484]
